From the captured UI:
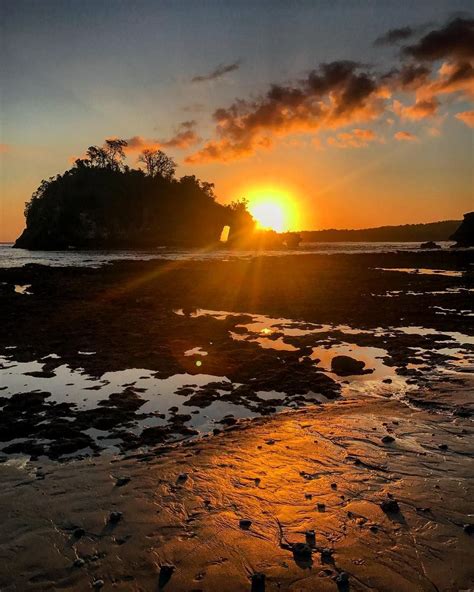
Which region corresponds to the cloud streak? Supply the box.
[191,60,241,83]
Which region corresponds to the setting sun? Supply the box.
[247,187,298,232]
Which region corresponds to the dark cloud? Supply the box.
[374,26,415,46]
[191,60,241,83]
[160,121,201,149]
[402,17,474,61]
[186,61,386,163]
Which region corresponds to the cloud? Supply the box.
[394,130,419,142]
[374,26,416,46]
[122,136,162,152]
[0,143,10,154]
[160,121,201,149]
[191,60,241,83]
[327,128,379,148]
[393,97,439,120]
[402,17,474,62]
[186,61,387,163]
[455,110,474,127]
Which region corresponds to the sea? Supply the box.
[0,242,457,268]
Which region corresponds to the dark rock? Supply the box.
[317,502,326,511]
[463,523,474,535]
[292,542,312,561]
[331,355,366,376]
[450,211,474,247]
[438,443,448,451]
[381,435,395,444]
[251,572,266,592]
[305,529,316,546]
[109,511,122,523]
[380,498,400,513]
[92,579,104,589]
[73,558,85,568]
[420,241,441,249]
[158,564,174,587]
[335,571,349,585]
[239,519,252,530]
[382,378,392,384]
[321,548,333,562]
[115,476,130,487]
[73,527,85,539]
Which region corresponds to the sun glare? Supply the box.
[247,187,297,232]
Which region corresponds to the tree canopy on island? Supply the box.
[15,139,265,250]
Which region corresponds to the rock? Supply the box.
[335,571,349,585]
[158,564,174,587]
[109,511,122,523]
[321,548,333,562]
[382,378,392,384]
[92,580,104,589]
[438,444,448,451]
[331,355,366,376]
[450,211,474,247]
[239,519,252,530]
[251,572,266,592]
[73,558,85,568]
[177,472,188,483]
[381,435,395,444]
[73,527,85,539]
[115,476,130,487]
[420,241,441,249]
[380,498,400,513]
[317,502,326,511]
[292,542,312,561]
[463,523,474,535]
[305,530,316,546]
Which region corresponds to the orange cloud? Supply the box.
[393,98,438,120]
[122,136,162,152]
[186,61,388,163]
[327,128,379,148]
[0,143,10,154]
[160,121,201,150]
[455,110,474,128]
[394,131,419,142]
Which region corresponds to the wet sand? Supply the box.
[0,250,473,590]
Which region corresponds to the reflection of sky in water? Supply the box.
[1,304,473,455]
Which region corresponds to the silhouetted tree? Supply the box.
[104,139,127,170]
[138,149,176,179]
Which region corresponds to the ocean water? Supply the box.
[0,241,456,268]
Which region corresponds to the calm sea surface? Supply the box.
[0,241,456,268]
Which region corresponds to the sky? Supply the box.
[1,0,473,240]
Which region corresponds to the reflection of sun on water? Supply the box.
[247,187,298,232]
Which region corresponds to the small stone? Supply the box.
[305,530,316,546]
[382,378,392,384]
[251,572,266,592]
[463,523,474,535]
[73,528,85,539]
[92,580,104,590]
[292,542,312,561]
[330,483,337,490]
[438,444,448,451]
[305,493,313,499]
[380,499,400,513]
[115,476,130,487]
[335,571,349,585]
[321,548,333,561]
[381,435,395,444]
[239,519,252,530]
[109,511,122,523]
[73,558,85,568]
[317,502,326,511]
[177,473,188,483]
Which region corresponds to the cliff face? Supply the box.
[450,212,474,247]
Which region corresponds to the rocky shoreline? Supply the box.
[0,250,473,590]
